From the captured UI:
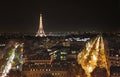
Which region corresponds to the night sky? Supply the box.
[0,0,119,33]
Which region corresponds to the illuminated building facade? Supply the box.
[22,50,69,77]
[108,49,120,77]
[23,63,69,77]
[105,35,120,77]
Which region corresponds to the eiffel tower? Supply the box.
[36,14,46,37]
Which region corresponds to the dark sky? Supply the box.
[0,0,119,33]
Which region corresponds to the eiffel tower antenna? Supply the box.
[36,14,46,37]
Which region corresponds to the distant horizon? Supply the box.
[0,31,119,34]
[0,0,119,33]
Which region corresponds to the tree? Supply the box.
[91,67,108,77]
[70,63,87,77]
[8,69,22,77]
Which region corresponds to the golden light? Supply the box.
[77,36,110,77]
[92,55,97,61]
[88,66,93,73]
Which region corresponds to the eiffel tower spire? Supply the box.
[36,14,46,37]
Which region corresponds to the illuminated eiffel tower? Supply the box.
[36,14,46,37]
[77,36,110,77]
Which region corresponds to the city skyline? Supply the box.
[0,0,119,33]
